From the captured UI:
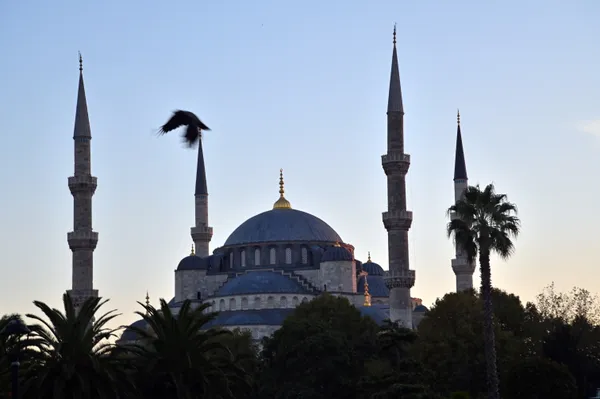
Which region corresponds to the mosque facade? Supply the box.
[65,30,473,344]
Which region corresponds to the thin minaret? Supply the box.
[382,26,416,328]
[67,53,99,308]
[190,133,213,257]
[451,110,475,291]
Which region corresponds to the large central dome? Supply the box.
[224,208,342,246]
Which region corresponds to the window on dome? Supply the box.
[301,297,308,303]
[229,253,233,268]
[269,248,276,265]
[241,250,246,267]
[254,248,261,266]
[285,248,292,264]
[254,297,262,309]
[219,299,225,311]
[267,296,275,308]
[292,296,299,306]
[229,298,236,311]
[280,296,288,308]
[301,247,308,264]
[241,297,249,310]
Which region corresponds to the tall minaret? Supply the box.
[190,135,213,257]
[451,110,476,291]
[382,26,416,328]
[66,53,99,308]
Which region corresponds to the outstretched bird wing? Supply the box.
[159,110,191,134]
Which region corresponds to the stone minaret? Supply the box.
[190,135,213,257]
[67,54,99,308]
[451,111,475,291]
[382,27,416,328]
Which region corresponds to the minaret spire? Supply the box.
[451,110,475,291]
[382,26,415,328]
[190,136,213,257]
[454,109,468,181]
[387,24,404,115]
[67,53,99,309]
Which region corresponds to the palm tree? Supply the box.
[127,299,249,399]
[0,314,30,398]
[447,183,520,399]
[22,293,134,399]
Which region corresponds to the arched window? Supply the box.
[280,296,288,308]
[241,297,249,310]
[267,296,275,308]
[211,300,216,311]
[229,253,233,268]
[254,297,262,309]
[292,296,299,306]
[301,297,308,303]
[301,247,308,264]
[229,298,236,311]
[269,248,276,265]
[285,247,292,264]
[254,248,261,266]
[240,250,246,267]
[219,299,225,311]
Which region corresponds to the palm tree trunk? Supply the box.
[479,241,500,399]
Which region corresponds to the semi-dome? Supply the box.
[322,246,353,262]
[224,170,343,246]
[224,209,342,246]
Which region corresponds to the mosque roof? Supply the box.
[357,275,389,297]
[321,246,353,262]
[359,304,390,325]
[204,308,295,327]
[414,304,429,312]
[215,271,312,296]
[176,245,209,270]
[360,254,385,276]
[223,171,342,246]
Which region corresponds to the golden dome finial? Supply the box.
[190,244,195,256]
[367,251,372,262]
[273,168,292,209]
[363,276,371,307]
[457,109,461,126]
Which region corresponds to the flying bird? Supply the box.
[158,110,211,147]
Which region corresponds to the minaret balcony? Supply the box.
[384,270,415,289]
[68,176,97,194]
[191,226,214,241]
[451,258,476,275]
[381,153,410,175]
[382,210,413,230]
[67,230,98,250]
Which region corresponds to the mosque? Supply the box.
[63,29,473,343]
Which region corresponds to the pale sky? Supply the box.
[1,1,599,329]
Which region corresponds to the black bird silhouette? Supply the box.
[158,110,211,147]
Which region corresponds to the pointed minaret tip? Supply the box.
[453,109,468,181]
[73,52,91,138]
[195,137,208,196]
[387,24,404,114]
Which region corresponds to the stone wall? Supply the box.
[319,260,356,293]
